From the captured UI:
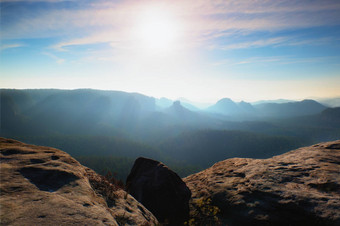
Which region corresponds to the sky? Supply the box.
[1,0,340,103]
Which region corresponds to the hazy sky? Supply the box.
[1,0,340,102]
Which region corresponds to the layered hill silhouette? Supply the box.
[1,89,331,127]
[254,99,327,118]
[1,88,340,180]
[1,89,337,138]
[1,138,339,225]
[206,98,255,117]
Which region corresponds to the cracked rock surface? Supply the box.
[184,140,340,226]
[0,138,158,225]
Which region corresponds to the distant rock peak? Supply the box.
[217,98,234,104]
[173,100,181,106]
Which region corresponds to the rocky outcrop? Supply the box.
[184,140,340,225]
[126,157,191,224]
[0,138,158,225]
[2,137,339,225]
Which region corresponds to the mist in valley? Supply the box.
[2,89,339,180]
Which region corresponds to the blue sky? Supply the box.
[1,0,340,102]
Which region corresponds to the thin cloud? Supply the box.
[284,37,340,47]
[42,52,65,64]
[1,0,77,2]
[213,55,339,67]
[2,0,340,43]
[186,0,340,15]
[212,56,283,67]
[0,44,23,51]
[220,37,290,50]
[51,30,125,51]
[277,56,340,65]
[210,35,340,51]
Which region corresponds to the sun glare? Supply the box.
[133,6,180,52]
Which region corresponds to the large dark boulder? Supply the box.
[126,157,191,224]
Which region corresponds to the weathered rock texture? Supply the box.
[126,157,191,224]
[184,140,340,226]
[0,138,158,225]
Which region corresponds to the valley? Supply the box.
[1,89,339,180]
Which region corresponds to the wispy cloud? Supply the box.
[212,55,339,67]
[42,52,65,64]
[220,37,290,50]
[0,44,23,51]
[187,0,340,15]
[212,56,283,67]
[284,37,340,47]
[212,36,339,50]
[51,31,125,51]
[1,0,77,2]
[2,0,340,74]
[2,0,340,45]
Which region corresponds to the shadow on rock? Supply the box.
[126,157,191,225]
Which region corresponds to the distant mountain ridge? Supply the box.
[1,89,338,151]
[205,97,326,119]
[317,97,340,107]
[1,88,340,182]
[252,99,294,105]
[0,89,333,137]
[254,99,327,118]
[206,98,255,116]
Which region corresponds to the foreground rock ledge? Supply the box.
[0,138,158,225]
[184,140,340,226]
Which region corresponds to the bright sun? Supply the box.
[134,6,180,52]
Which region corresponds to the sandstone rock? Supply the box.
[0,138,158,225]
[184,140,340,226]
[126,157,191,224]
